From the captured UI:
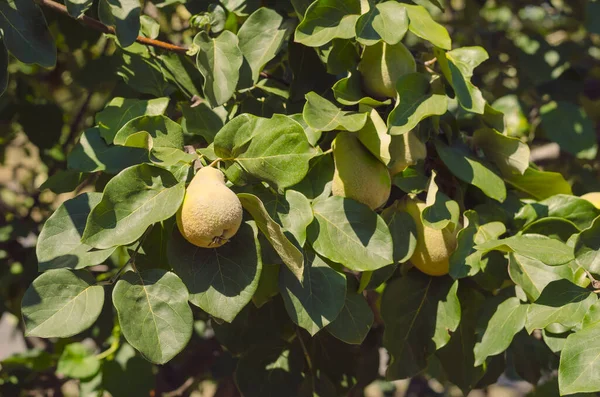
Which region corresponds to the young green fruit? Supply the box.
[581,192,600,209]
[332,132,391,210]
[400,197,457,276]
[358,41,416,99]
[176,167,243,248]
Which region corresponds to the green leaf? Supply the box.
[472,127,530,176]
[521,217,580,241]
[449,211,480,278]
[392,165,429,194]
[56,343,101,380]
[67,127,148,174]
[113,270,193,364]
[332,72,390,107]
[504,167,573,200]
[326,39,359,75]
[235,343,304,397]
[558,322,600,394]
[435,47,489,114]
[117,49,170,97]
[291,154,334,201]
[0,0,56,67]
[0,36,8,96]
[215,114,317,189]
[295,0,361,47]
[326,279,373,344]
[181,102,226,144]
[387,73,448,135]
[114,115,184,150]
[403,4,451,50]
[508,253,577,302]
[422,170,460,230]
[573,216,600,275]
[475,234,574,266]
[540,101,598,160]
[252,264,281,308]
[380,201,418,264]
[98,0,141,47]
[473,297,527,366]
[435,141,506,202]
[238,193,304,281]
[22,269,104,338]
[382,272,460,379]
[534,195,600,230]
[65,0,93,17]
[307,196,394,271]
[355,1,408,46]
[195,30,243,106]
[37,193,115,271]
[82,164,185,249]
[168,221,262,322]
[39,170,87,194]
[302,92,368,132]
[526,279,597,332]
[238,8,291,83]
[96,97,169,144]
[279,252,346,336]
[279,190,314,247]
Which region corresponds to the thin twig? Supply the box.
[295,328,314,372]
[163,377,196,397]
[208,158,222,168]
[36,0,189,54]
[98,227,152,285]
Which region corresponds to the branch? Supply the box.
[37,0,189,54]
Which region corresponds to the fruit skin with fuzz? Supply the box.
[388,130,427,176]
[358,41,416,99]
[400,197,457,276]
[581,192,600,209]
[177,167,243,248]
[332,132,391,210]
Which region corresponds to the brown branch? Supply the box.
[36,0,189,54]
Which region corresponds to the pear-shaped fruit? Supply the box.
[400,197,457,276]
[358,41,416,99]
[388,130,427,176]
[581,192,600,209]
[332,132,391,210]
[177,167,243,248]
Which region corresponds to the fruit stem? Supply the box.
[208,158,222,168]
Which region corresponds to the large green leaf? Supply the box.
[98,0,141,47]
[0,0,56,67]
[526,279,597,332]
[355,1,408,46]
[37,193,115,271]
[307,196,394,271]
[238,8,291,83]
[215,114,317,189]
[279,252,346,336]
[573,216,600,275]
[475,234,574,266]
[558,322,600,394]
[117,49,170,97]
[67,128,149,174]
[291,154,334,201]
[435,47,488,114]
[278,190,314,247]
[238,193,304,281]
[295,0,361,47]
[472,127,530,176]
[168,221,262,322]
[382,272,460,379]
[114,115,184,149]
[403,4,451,50]
[508,253,577,302]
[473,297,527,366]
[113,270,193,364]
[195,30,243,106]
[302,92,368,132]
[96,97,169,143]
[82,164,185,249]
[325,38,359,75]
[540,101,598,160]
[504,167,572,200]
[325,279,373,344]
[387,73,448,135]
[22,269,104,338]
[435,141,506,202]
[181,103,227,144]
[533,195,600,230]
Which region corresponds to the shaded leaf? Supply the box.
[326,279,373,344]
[355,1,408,46]
[504,167,572,200]
[422,170,460,230]
[114,115,184,150]
[98,0,141,47]
[295,0,361,47]
[332,72,390,107]
[303,92,368,132]
[181,102,226,144]
[476,234,574,266]
[558,322,600,394]
[404,4,451,49]
[473,127,530,176]
[573,215,600,275]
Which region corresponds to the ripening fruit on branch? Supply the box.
[358,41,416,99]
[400,196,457,276]
[581,192,600,209]
[332,132,391,210]
[177,167,243,248]
[388,130,427,176]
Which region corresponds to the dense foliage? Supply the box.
[1,0,600,396]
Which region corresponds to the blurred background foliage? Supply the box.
[1,0,599,396]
